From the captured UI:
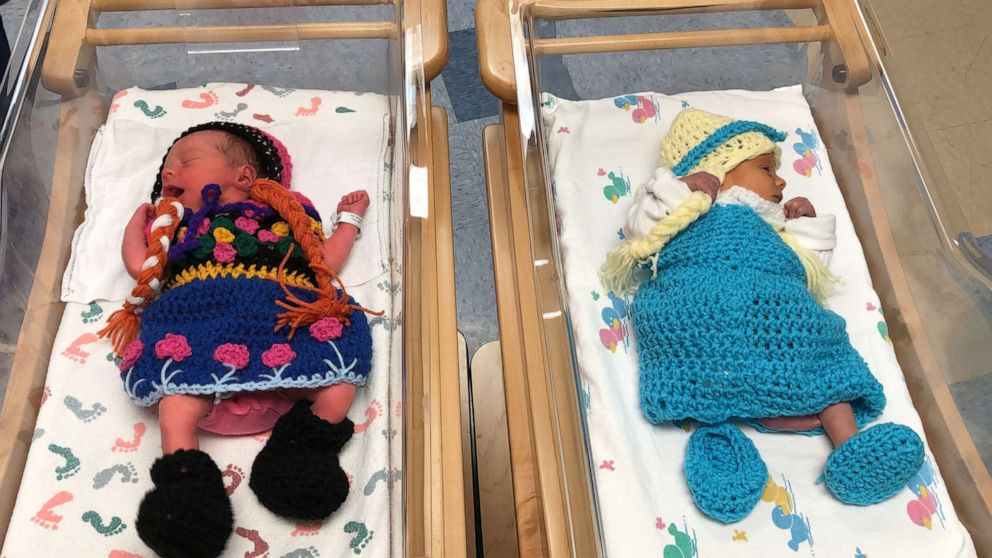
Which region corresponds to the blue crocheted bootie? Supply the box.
[824,422,924,506]
[684,423,768,523]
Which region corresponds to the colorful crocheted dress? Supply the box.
[119,186,372,407]
[632,202,885,433]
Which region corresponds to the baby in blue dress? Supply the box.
[603,108,925,523]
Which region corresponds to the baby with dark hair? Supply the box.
[105,121,375,557]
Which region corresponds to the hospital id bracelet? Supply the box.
[335,211,364,238]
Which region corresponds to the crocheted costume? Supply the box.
[120,185,372,407]
[633,202,886,429]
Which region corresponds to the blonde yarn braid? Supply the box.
[600,191,838,302]
[600,191,713,296]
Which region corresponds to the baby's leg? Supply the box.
[284,384,357,424]
[138,394,232,555]
[158,394,212,454]
[818,401,858,447]
[758,415,822,431]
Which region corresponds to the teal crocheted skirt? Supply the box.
[631,204,885,435]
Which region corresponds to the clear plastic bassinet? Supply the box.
[477,0,992,556]
[0,1,465,556]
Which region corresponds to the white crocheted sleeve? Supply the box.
[623,167,691,240]
[784,214,836,267]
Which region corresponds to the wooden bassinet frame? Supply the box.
[477,0,992,556]
[0,1,467,557]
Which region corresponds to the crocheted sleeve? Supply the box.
[784,214,836,267]
[624,166,691,240]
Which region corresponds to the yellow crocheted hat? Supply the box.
[660,108,787,183]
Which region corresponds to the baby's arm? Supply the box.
[322,190,370,273]
[624,167,713,239]
[783,197,836,266]
[122,203,154,279]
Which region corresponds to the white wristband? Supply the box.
[334,211,364,238]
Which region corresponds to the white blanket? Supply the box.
[542,86,977,557]
[62,82,391,303]
[3,280,401,557]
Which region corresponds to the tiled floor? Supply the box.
[870,0,992,238]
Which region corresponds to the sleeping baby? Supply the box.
[102,121,376,558]
[601,108,925,523]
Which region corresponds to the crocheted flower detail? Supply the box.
[194,235,216,259]
[213,227,235,243]
[214,242,236,263]
[232,234,259,257]
[271,222,290,237]
[261,343,297,367]
[258,230,281,243]
[310,317,344,342]
[119,340,144,370]
[235,216,259,235]
[213,343,250,370]
[292,191,315,206]
[196,217,212,236]
[155,333,192,362]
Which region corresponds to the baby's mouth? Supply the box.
[162,184,185,198]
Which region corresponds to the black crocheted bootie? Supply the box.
[136,449,233,558]
[249,400,354,520]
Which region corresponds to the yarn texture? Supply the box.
[632,203,886,431]
[661,108,786,183]
[250,401,354,520]
[136,449,233,558]
[825,422,925,505]
[683,423,768,524]
[119,187,372,406]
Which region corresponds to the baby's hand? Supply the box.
[128,203,155,233]
[783,197,816,219]
[681,172,721,201]
[336,190,370,217]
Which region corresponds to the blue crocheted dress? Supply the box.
[632,203,885,434]
[119,187,372,406]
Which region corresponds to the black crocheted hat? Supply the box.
[151,121,293,201]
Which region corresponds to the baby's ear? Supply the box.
[234,164,258,192]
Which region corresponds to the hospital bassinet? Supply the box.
[477,0,992,556]
[0,0,466,556]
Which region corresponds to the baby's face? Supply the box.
[159,131,255,210]
[721,153,786,203]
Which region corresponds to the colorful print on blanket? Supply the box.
[111,84,368,124]
[3,297,399,557]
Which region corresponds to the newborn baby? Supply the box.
[105,122,375,557]
[604,108,925,524]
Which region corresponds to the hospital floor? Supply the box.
[0,1,991,555]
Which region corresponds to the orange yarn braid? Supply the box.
[250,178,382,339]
[99,198,184,355]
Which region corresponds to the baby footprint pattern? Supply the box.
[215,102,249,121]
[181,90,219,109]
[344,521,373,555]
[92,463,139,489]
[221,464,245,496]
[295,97,322,117]
[64,395,107,423]
[353,400,383,433]
[112,422,146,453]
[281,547,320,558]
[80,302,103,324]
[48,444,81,480]
[61,332,100,364]
[235,526,270,558]
[31,491,73,530]
[81,510,127,536]
[132,100,166,119]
